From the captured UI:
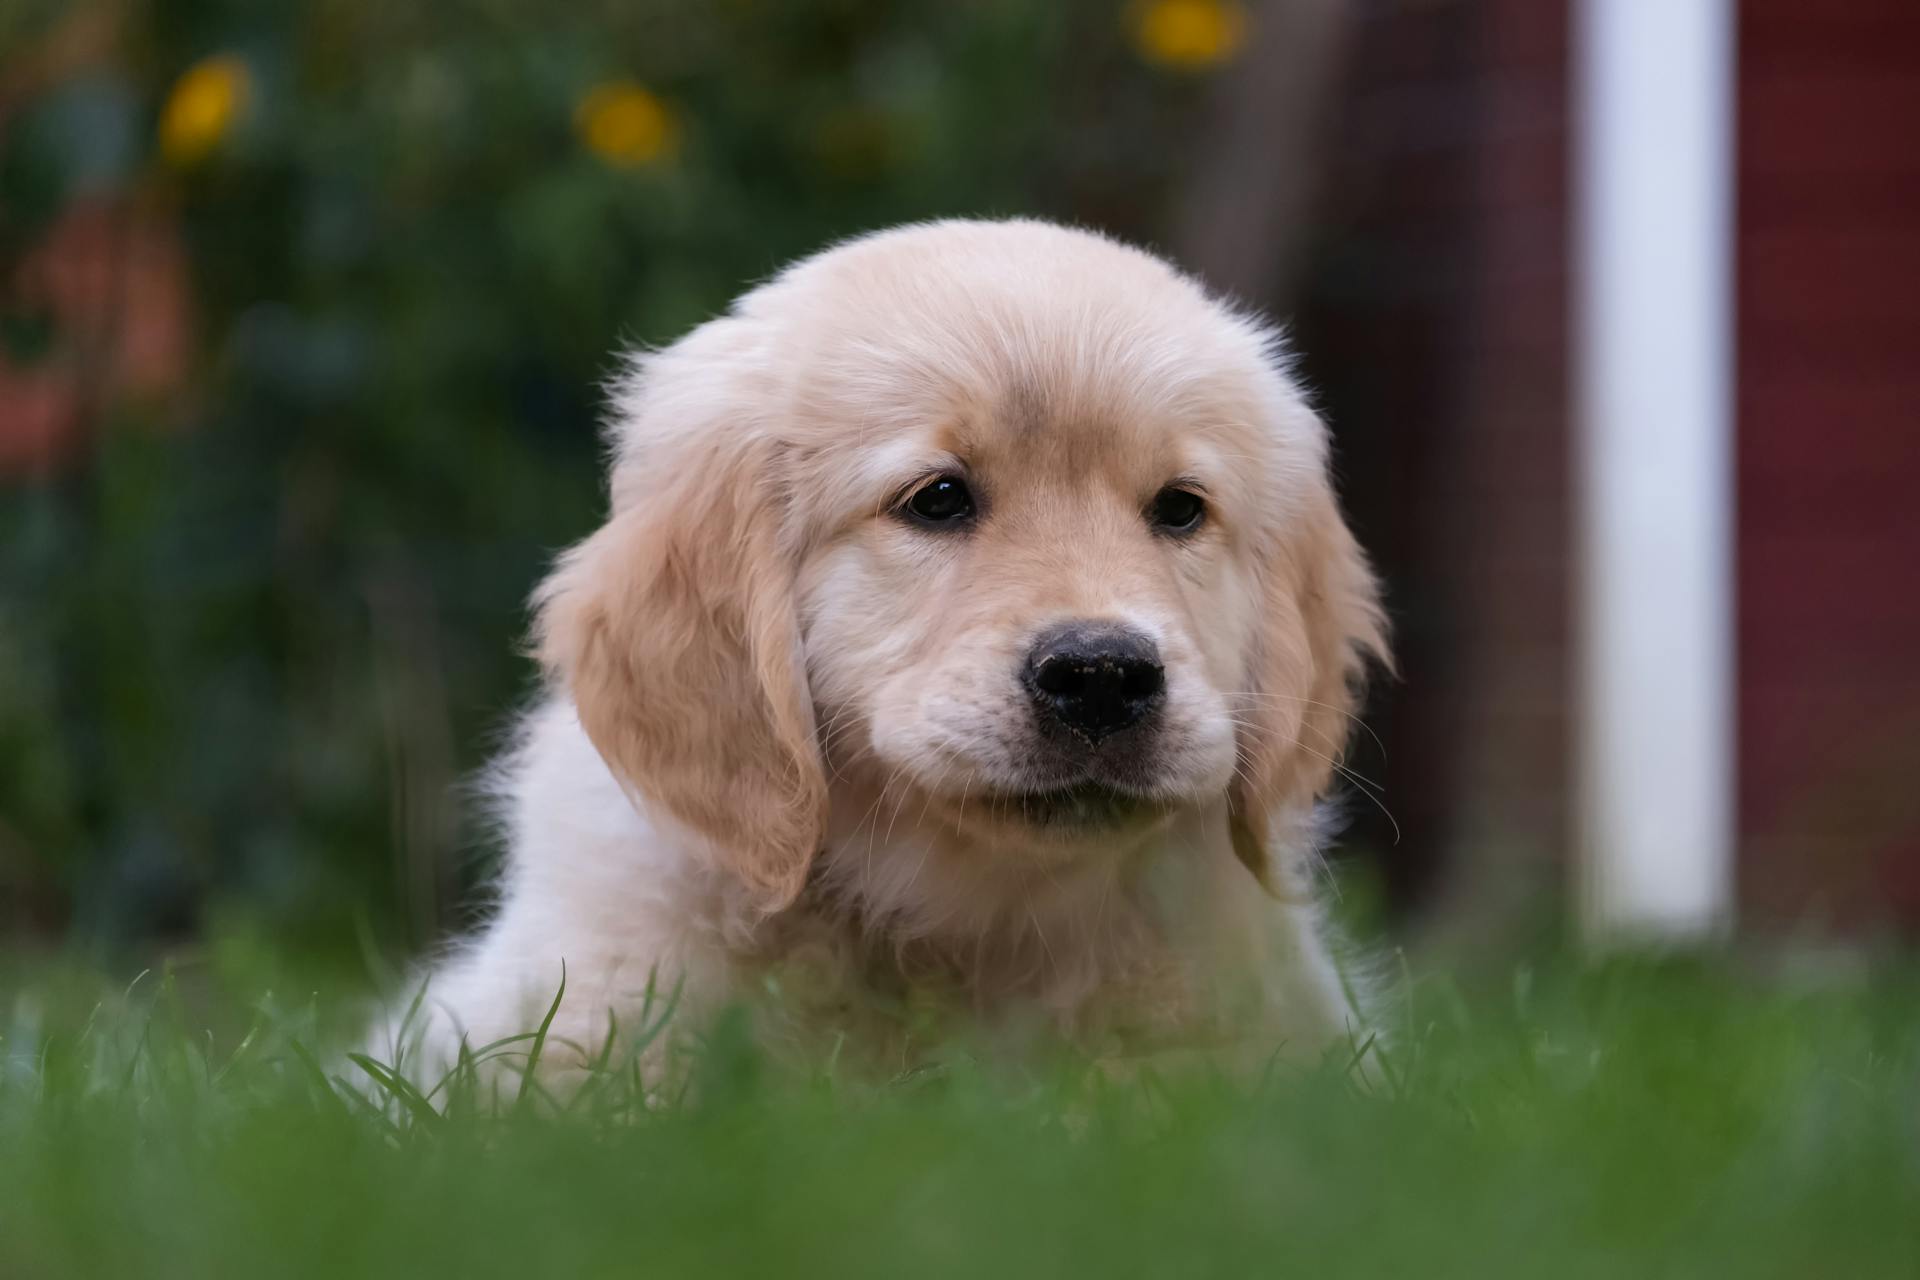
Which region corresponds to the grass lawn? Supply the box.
[2,942,1915,1279]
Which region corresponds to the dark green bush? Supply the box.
[0,1,1221,953]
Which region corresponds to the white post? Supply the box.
[1574,0,1736,941]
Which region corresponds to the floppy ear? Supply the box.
[533,432,827,913]
[1229,483,1390,893]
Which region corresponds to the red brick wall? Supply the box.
[1737,1,1920,932]
[1298,0,1571,932]
[1301,0,1920,937]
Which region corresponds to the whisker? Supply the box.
[1217,713,1349,758]
[1288,741,1401,845]
[912,761,950,834]
[1221,691,1388,761]
[852,765,909,880]
[882,767,921,846]
[1025,902,1057,971]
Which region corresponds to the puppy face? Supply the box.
[796,364,1266,850]
[536,221,1385,912]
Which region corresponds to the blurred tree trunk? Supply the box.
[1171,0,1356,312]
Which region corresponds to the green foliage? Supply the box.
[3,952,1917,1278]
[0,1,1214,949]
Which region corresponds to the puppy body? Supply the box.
[402,701,1355,1079]
[378,220,1386,1084]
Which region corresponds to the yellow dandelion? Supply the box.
[575,81,675,169]
[159,54,251,167]
[1130,0,1248,72]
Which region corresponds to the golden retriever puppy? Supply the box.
[377,218,1387,1086]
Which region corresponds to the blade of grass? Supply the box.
[347,1053,444,1133]
[515,962,567,1110]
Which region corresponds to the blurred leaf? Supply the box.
[2,0,1216,953]
[24,72,143,198]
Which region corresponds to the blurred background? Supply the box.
[2,0,1916,967]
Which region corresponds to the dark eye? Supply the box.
[1149,486,1206,534]
[904,475,975,526]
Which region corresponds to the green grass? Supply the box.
[3,945,1916,1279]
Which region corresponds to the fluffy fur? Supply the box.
[374,219,1388,1084]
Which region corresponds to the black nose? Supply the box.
[1023,622,1166,741]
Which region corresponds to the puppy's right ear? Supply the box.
[532,428,826,913]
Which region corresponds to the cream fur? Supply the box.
[371,219,1388,1086]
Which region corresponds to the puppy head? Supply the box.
[536,220,1386,913]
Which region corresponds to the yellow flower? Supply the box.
[1130,0,1248,71]
[159,55,251,167]
[575,81,675,168]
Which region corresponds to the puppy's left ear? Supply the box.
[1229,481,1390,893]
